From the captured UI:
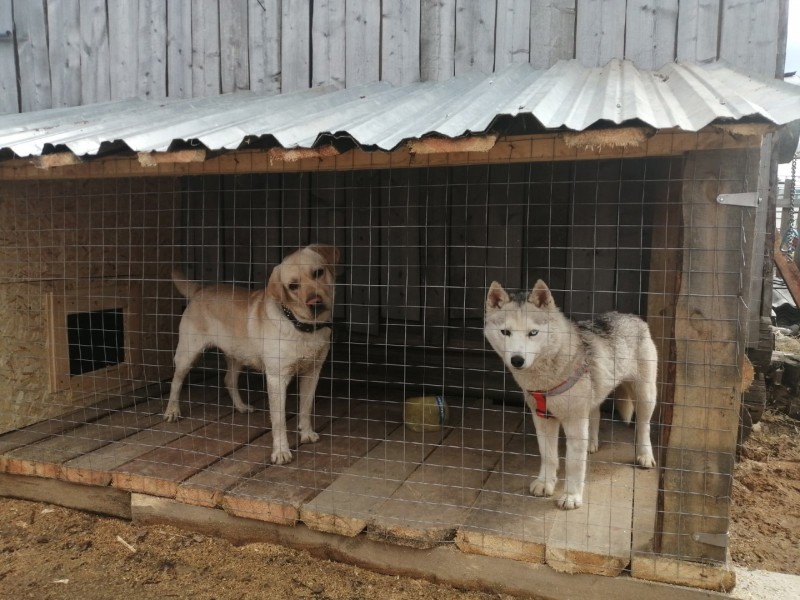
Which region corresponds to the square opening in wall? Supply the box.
[67,308,125,376]
[46,282,143,395]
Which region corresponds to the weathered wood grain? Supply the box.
[575,0,624,68]
[223,400,394,525]
[167,0,193,98]
[345,0,380,87]
[381,0,421,86]
[420,0,456,81]
[79,0,111,104]
[281,0,310,92]
[719,0,782,77]
[454,0,496,76]
[220,0,250,94]
[676,0,720,64]
[624,0,679,70]
[365,404,522,548]
[14,0,51,111]
[311,0,346,89]
[0,0,18,113]
[530,0,576,69]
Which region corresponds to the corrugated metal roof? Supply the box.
[1,59,799,158]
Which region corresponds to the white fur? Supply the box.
[484,280,657,510]
[164,245,339,465]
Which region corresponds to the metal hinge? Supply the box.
[691,532,729,548]
[716,192,759,207]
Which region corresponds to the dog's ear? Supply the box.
[486,281,510,310]
[529,280,554,308]
[309,244,340,269]
[266,264,288,304]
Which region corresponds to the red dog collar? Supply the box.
[528,360,588,419]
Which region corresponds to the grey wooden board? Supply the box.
[719,0,782,77]
[136,0,167,100]
[0,0,19,113]
[281,0,310,92]
[220,0,250,94]
[15,0,51,111]
[248,0,281,95]
[192,0,221,97]
[676,0,720,64]
[345,0,380,87]
[108,0,139,100]
[381,0,421,86]
[0,472,131,519]
[167,0,193,98]
[454,0,496,76]
[495,0,532,69]
[46,0,81,107]
[79,0,111,104]
[624,0,679,70]
[575,0,625,68]
[311,0,346,89]
[420,0,456,81]
[530,0,576,69]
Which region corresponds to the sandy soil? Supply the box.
[730,410,800,575]
[1,409,797,599]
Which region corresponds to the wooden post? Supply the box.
[657,148,759,564]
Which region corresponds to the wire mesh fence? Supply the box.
[0,147,756,579]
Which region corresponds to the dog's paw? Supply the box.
[637,451,656,469]
[588,439,599,454]
[163,408,182,423]
[530,478,555,497]
[300,429,320,445]
[233,402,255,414]
[271,447,293,465]
[557,493,583,510]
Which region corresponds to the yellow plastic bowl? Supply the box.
[404,395,449,432]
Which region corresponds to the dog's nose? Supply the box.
[307,295,326,314]
[510,355,525,369]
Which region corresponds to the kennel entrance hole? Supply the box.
[66,308,125,376]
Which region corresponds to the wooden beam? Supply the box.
[0,128,768,181]
[656,148,759,565]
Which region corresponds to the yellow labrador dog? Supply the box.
[164,244,339,465]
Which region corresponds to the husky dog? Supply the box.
[484,280,657,510]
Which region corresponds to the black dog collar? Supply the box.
[281,304,332,333]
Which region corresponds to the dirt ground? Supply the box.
[1,410,797,599]
[730,410,800,575]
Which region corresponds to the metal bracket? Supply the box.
[691,532,729,548]
[716,192,759,207]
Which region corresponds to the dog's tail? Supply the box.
[172,269,202,300]
[615,382,636,424]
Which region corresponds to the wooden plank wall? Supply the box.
[0,0,786,114]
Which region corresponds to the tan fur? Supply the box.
[165,245,340,465]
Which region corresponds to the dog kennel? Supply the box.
[1,62,799,593]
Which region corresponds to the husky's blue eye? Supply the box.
[500,329,511,337]
[528,330,539,337]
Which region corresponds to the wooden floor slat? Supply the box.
[223,400,398,525]
[62,386,229,486]
[455,431,554,563]
[544,423,638,577]
[0,383,167,454]
[0,397,166,478]
[110,405,264,497]
[0,382,660,580]
[175,396,347,508]
[365,405,523,548]
[299,409,463,537]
